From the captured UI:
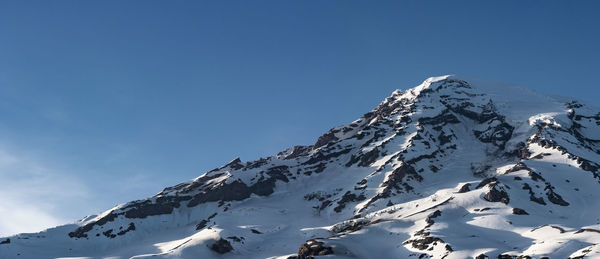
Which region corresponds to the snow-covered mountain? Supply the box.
[2,76,600,259]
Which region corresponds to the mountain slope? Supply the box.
[2,75,600,258]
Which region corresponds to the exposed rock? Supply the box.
[222,157,244,170]
[124,197,185,219]
[403,236,446,251]
[476,177,498,189]
[512,208,529,215]
[426,210,442,225]
[334,191,366,213]
[195,219,209,230]
[331,218,370,233]
[382,163,423,191]
[484,185,509,204]
[304,148,352,165]
[574,228,600,234]
[211,238,233,254]
[102,229,116,238]
[296,239,333,259]
[265,165,290,183]
[187,176,282,207]
[473,121,514,149]
[545,184,569,206]
[313,131,339,150]
[0,238,9,245]
[457,183,471,193]
[117,223,136,236]
[196,213,217,230]
[357,148,380,167]
[522,183,546,205]
[68,212,119,238]
[279,146,312,160]
[417,109,460,128]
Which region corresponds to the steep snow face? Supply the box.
[2,76,600,259]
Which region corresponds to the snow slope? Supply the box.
[2,76,600,259]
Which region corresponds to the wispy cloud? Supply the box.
[0,147,90,236]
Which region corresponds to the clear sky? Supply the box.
[0,1,599,236]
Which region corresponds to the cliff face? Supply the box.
[3,75,600,259]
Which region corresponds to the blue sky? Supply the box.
[0,1,599,235]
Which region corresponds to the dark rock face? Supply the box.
[117,223,136,236]
[334,191,366,213]
[222,158,245,170]
[476,177,498,189]
[69,163,290,238]
[403,207,453,257]
[103,229,116,238]
[361,163,422,210]
[211,238,233,254]
[0,238,9,245]
[124,196,188,219]
[187,180,251,206]
[417,109,461,130]
[296,239,333,259]
[473,121,514,149]
[313,131,339,150]
[195,219,209,230]
[403,236,449,251]
[69,212,119,238]
[280,145,312,160]
[187,167,290,206]
[196,213,217,230]
[512,208,529,215]
[359,163,423,212]
[522,183,546,205]
[331,218,374,234]
[457,183,471,193]
[508,162,569,207]
[574,228,600,234]
[346,148,380,167]
[426,210,442,225]
[545,184,569,206]
[362,90,415,124]
[382,163,423,192]
[484,185,510,204]
[304,148,352,166]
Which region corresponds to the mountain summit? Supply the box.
[2,76,600,258]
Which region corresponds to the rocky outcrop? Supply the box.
[457,183,471,193]
[512,208,529,215]
[484,185,510,204]
[294,239,333,259]
[334,191,366,213]
[211,238,233,254]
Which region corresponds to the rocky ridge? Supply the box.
[2,75,600,259]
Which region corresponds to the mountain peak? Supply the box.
[3,76,600,259]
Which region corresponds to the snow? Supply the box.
[2,75,600,258]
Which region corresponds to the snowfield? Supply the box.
[2,76,600,258]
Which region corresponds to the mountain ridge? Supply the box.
[2,76,600,258]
